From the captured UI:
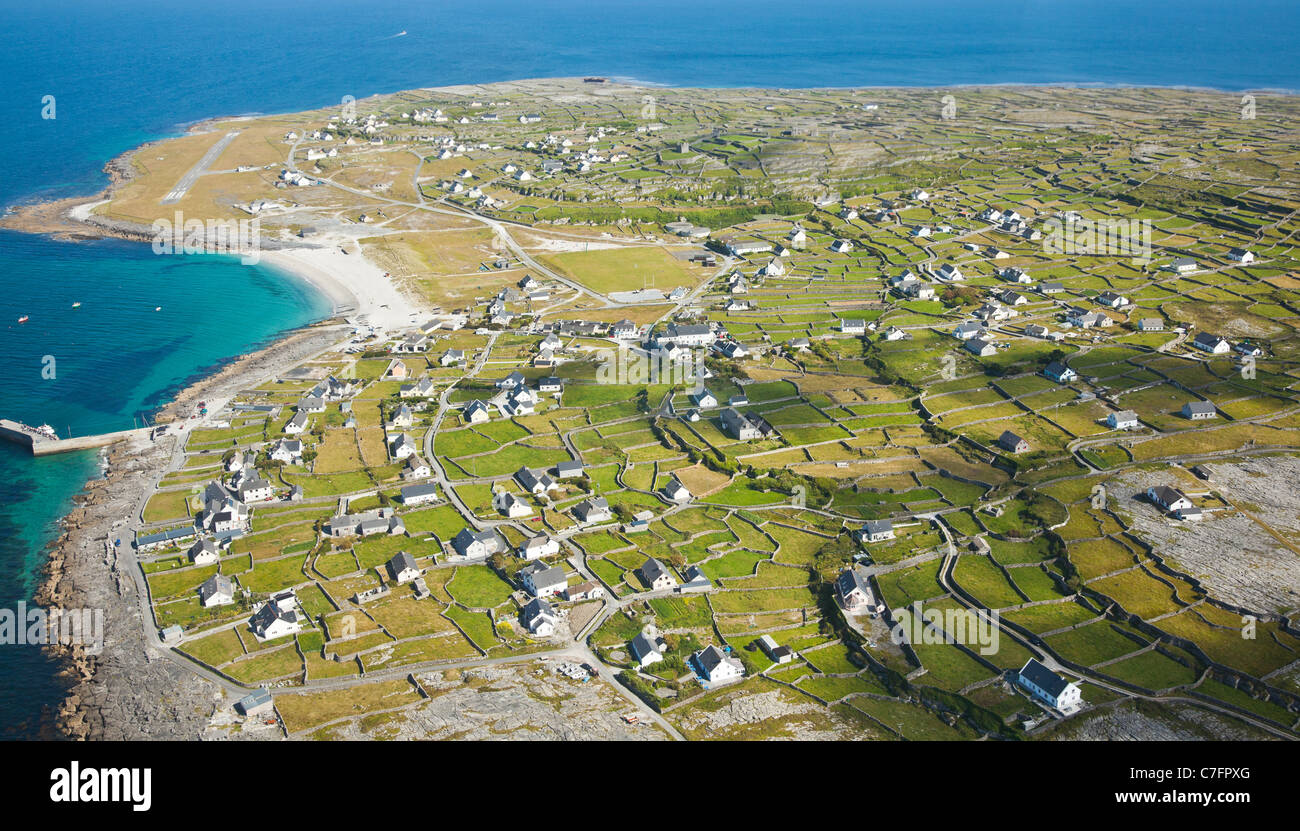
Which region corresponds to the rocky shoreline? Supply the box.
[35,322,349,740]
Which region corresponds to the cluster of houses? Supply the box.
[456,370,561,425]
[514,539,605,638]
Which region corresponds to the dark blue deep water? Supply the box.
[1,0,1296,738]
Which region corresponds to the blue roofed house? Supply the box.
[236,688,275,717]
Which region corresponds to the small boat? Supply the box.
[17,315,28,323]
[154,306,162,311]
[71,302,81,308]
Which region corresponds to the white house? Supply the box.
[692,389,719,409]
[237,477,274,504]
[452,528,500,560]
[657,322,713,348]
[1191,333,1230,354]
[573,496,612,524]
[522,597,558,636]
[250,591,301,641]
[284,412,310,435]
[692,645,744,686]
[400,482,440,506]
[1106,410,1140,430]
[630,630,666,667]
[999,431,1030,454]
[198,574,235,608]
[269,438,303,465]
[637,557,677,592]
[390,404,415,428]
[402,458,432,481]
[188,538,221,566]
[521,562,568,598]
[1043,361,1077,383]
[555,460,585,479]
[661,477,692,503]
[858,519,895,543]
[840,318,867,335]
[389,433,418,460]
[1147,485,1194,514]
[835,568,874,612]
[400,377,437,399]
[937,263,964,281]
[515,466,558,495]
[965,337,997,358]
[495,490,533,518]
[1017,659,1083,714]
[387,551,421,584]
[518,535,560,560]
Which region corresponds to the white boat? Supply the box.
[71,302,81,308]
[17,315,28,323]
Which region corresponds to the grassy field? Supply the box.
[536,246,704,294]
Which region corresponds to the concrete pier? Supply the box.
[0,419,152,456]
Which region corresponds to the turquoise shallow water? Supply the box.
[1,0,1297,738]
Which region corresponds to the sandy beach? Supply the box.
[260,242,427,332]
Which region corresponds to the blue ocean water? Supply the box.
[1,0,1297,738]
